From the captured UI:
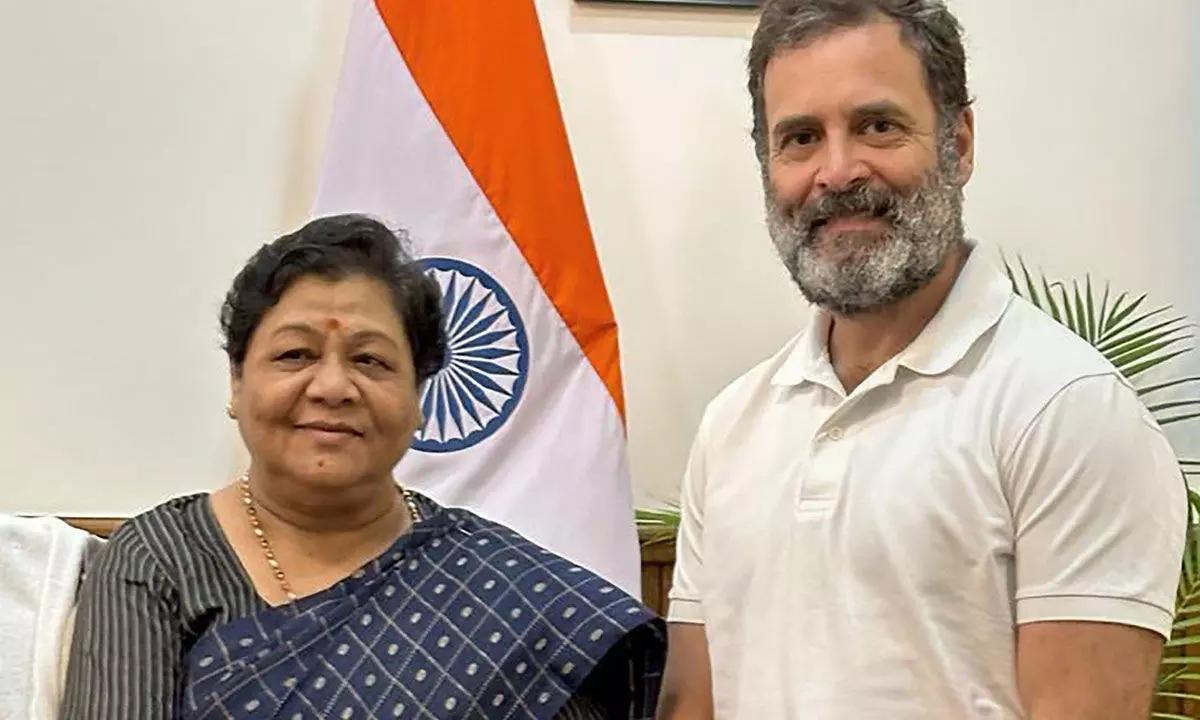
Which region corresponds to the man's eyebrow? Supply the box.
[770,101,917,137]
[851,100,918,125]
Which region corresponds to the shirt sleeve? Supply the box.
[1006,372,1188,639]
[667,414,712,625]
[59,524,181,720]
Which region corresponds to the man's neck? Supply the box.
[828,242,968,393]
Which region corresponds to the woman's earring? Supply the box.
[225,403,236,419]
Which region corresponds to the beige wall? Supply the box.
[0,0,1194,514]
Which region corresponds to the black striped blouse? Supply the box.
[58,494,615,719]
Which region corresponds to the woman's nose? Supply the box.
[306,356,359,404]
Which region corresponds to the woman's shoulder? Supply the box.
[91,493,214,581]
[110,492,212,545]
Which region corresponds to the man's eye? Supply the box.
[783,131,817,147]
[864,120,898,134]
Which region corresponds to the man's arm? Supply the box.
[1016,621,1164,719]
[1006,373,1186,719]
[658,414,716,719]
[659,623,715,719]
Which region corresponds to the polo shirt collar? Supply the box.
[770,239,1013,388]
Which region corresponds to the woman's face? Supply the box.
[230,274,421,491]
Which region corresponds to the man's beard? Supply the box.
[765,139,966,316]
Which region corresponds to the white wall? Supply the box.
[0,0,1194,514]
[1188,0,1200,366]
[0,0,350,513]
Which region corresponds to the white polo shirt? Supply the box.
[667,241,1187,718]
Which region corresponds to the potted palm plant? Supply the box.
[635,256,1200,715]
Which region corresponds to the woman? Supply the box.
[60,214,665,719]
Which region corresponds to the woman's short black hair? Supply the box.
[220,214,447,384]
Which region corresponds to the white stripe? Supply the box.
[312,0,639,595]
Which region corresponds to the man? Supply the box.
[658,1,1188,718]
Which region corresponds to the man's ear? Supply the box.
[955,107,975,185]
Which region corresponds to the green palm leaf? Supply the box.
[635,504,681,545]
[1140,377,1200,400]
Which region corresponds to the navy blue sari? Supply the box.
[179,501,664,719]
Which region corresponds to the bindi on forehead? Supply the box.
[324,318,343,334]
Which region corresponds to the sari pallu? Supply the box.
[180,502,665,719]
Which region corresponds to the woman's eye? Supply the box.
[355,354,391,370]
[275,349,313,362]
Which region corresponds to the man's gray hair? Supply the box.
[748,0,972,162]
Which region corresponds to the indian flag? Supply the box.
[311,0,640,595]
